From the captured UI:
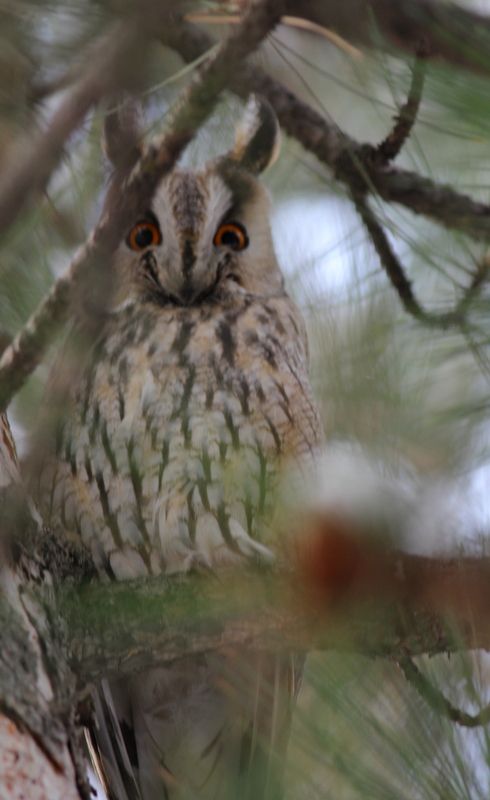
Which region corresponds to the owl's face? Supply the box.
[108,96,284,309]
[113,159,284,309]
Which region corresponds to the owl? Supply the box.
[33,96,324,800]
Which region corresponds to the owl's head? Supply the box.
[108,96,284,308]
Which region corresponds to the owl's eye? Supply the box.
[127,221,161,251]
[213,222,248,251]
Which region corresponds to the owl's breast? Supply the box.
[45,295,323,578]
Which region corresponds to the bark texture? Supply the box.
[0,714,79,800]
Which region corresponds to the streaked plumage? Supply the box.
[33,96,324,799]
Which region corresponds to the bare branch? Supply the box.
[0,0,288,414]
[165,21,490,242]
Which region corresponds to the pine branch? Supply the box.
[0,0,288,414]
[375,44,428,164]
[164,20,490,242]
[55,551,490,686]
[350,190,485,328]
[288,0,490,78]
[398,657,490,728]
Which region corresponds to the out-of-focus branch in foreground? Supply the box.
[0,0,288,415]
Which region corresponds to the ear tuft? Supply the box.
[231,95,280,174]
[102,95,143,172]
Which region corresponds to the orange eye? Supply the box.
[213,222,248,251]
[127,221,161,251]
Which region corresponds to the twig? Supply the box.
[0,0,287,414]
[352,188,490,328]
[398,657,490,728]
[163,20,490,242]
[351,190,463,328]
[281,15,362,58]
[453,257,490,318]
[376,44,428,164]
[184,11,363,58]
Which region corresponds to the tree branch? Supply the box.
[164,20,490,242]
[375,45,428,165]
[0,417,98,798]
[350,189,484,328]
[0,0,288,414]
[287,0,490,78]
[398,657,490,728]
[54,551,490,687]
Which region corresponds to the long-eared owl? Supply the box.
[33,96,324,800]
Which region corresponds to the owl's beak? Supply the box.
[177,278,220,306]
[174,239,200,305]
[175,253,223,306]
[178,287,196,305]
